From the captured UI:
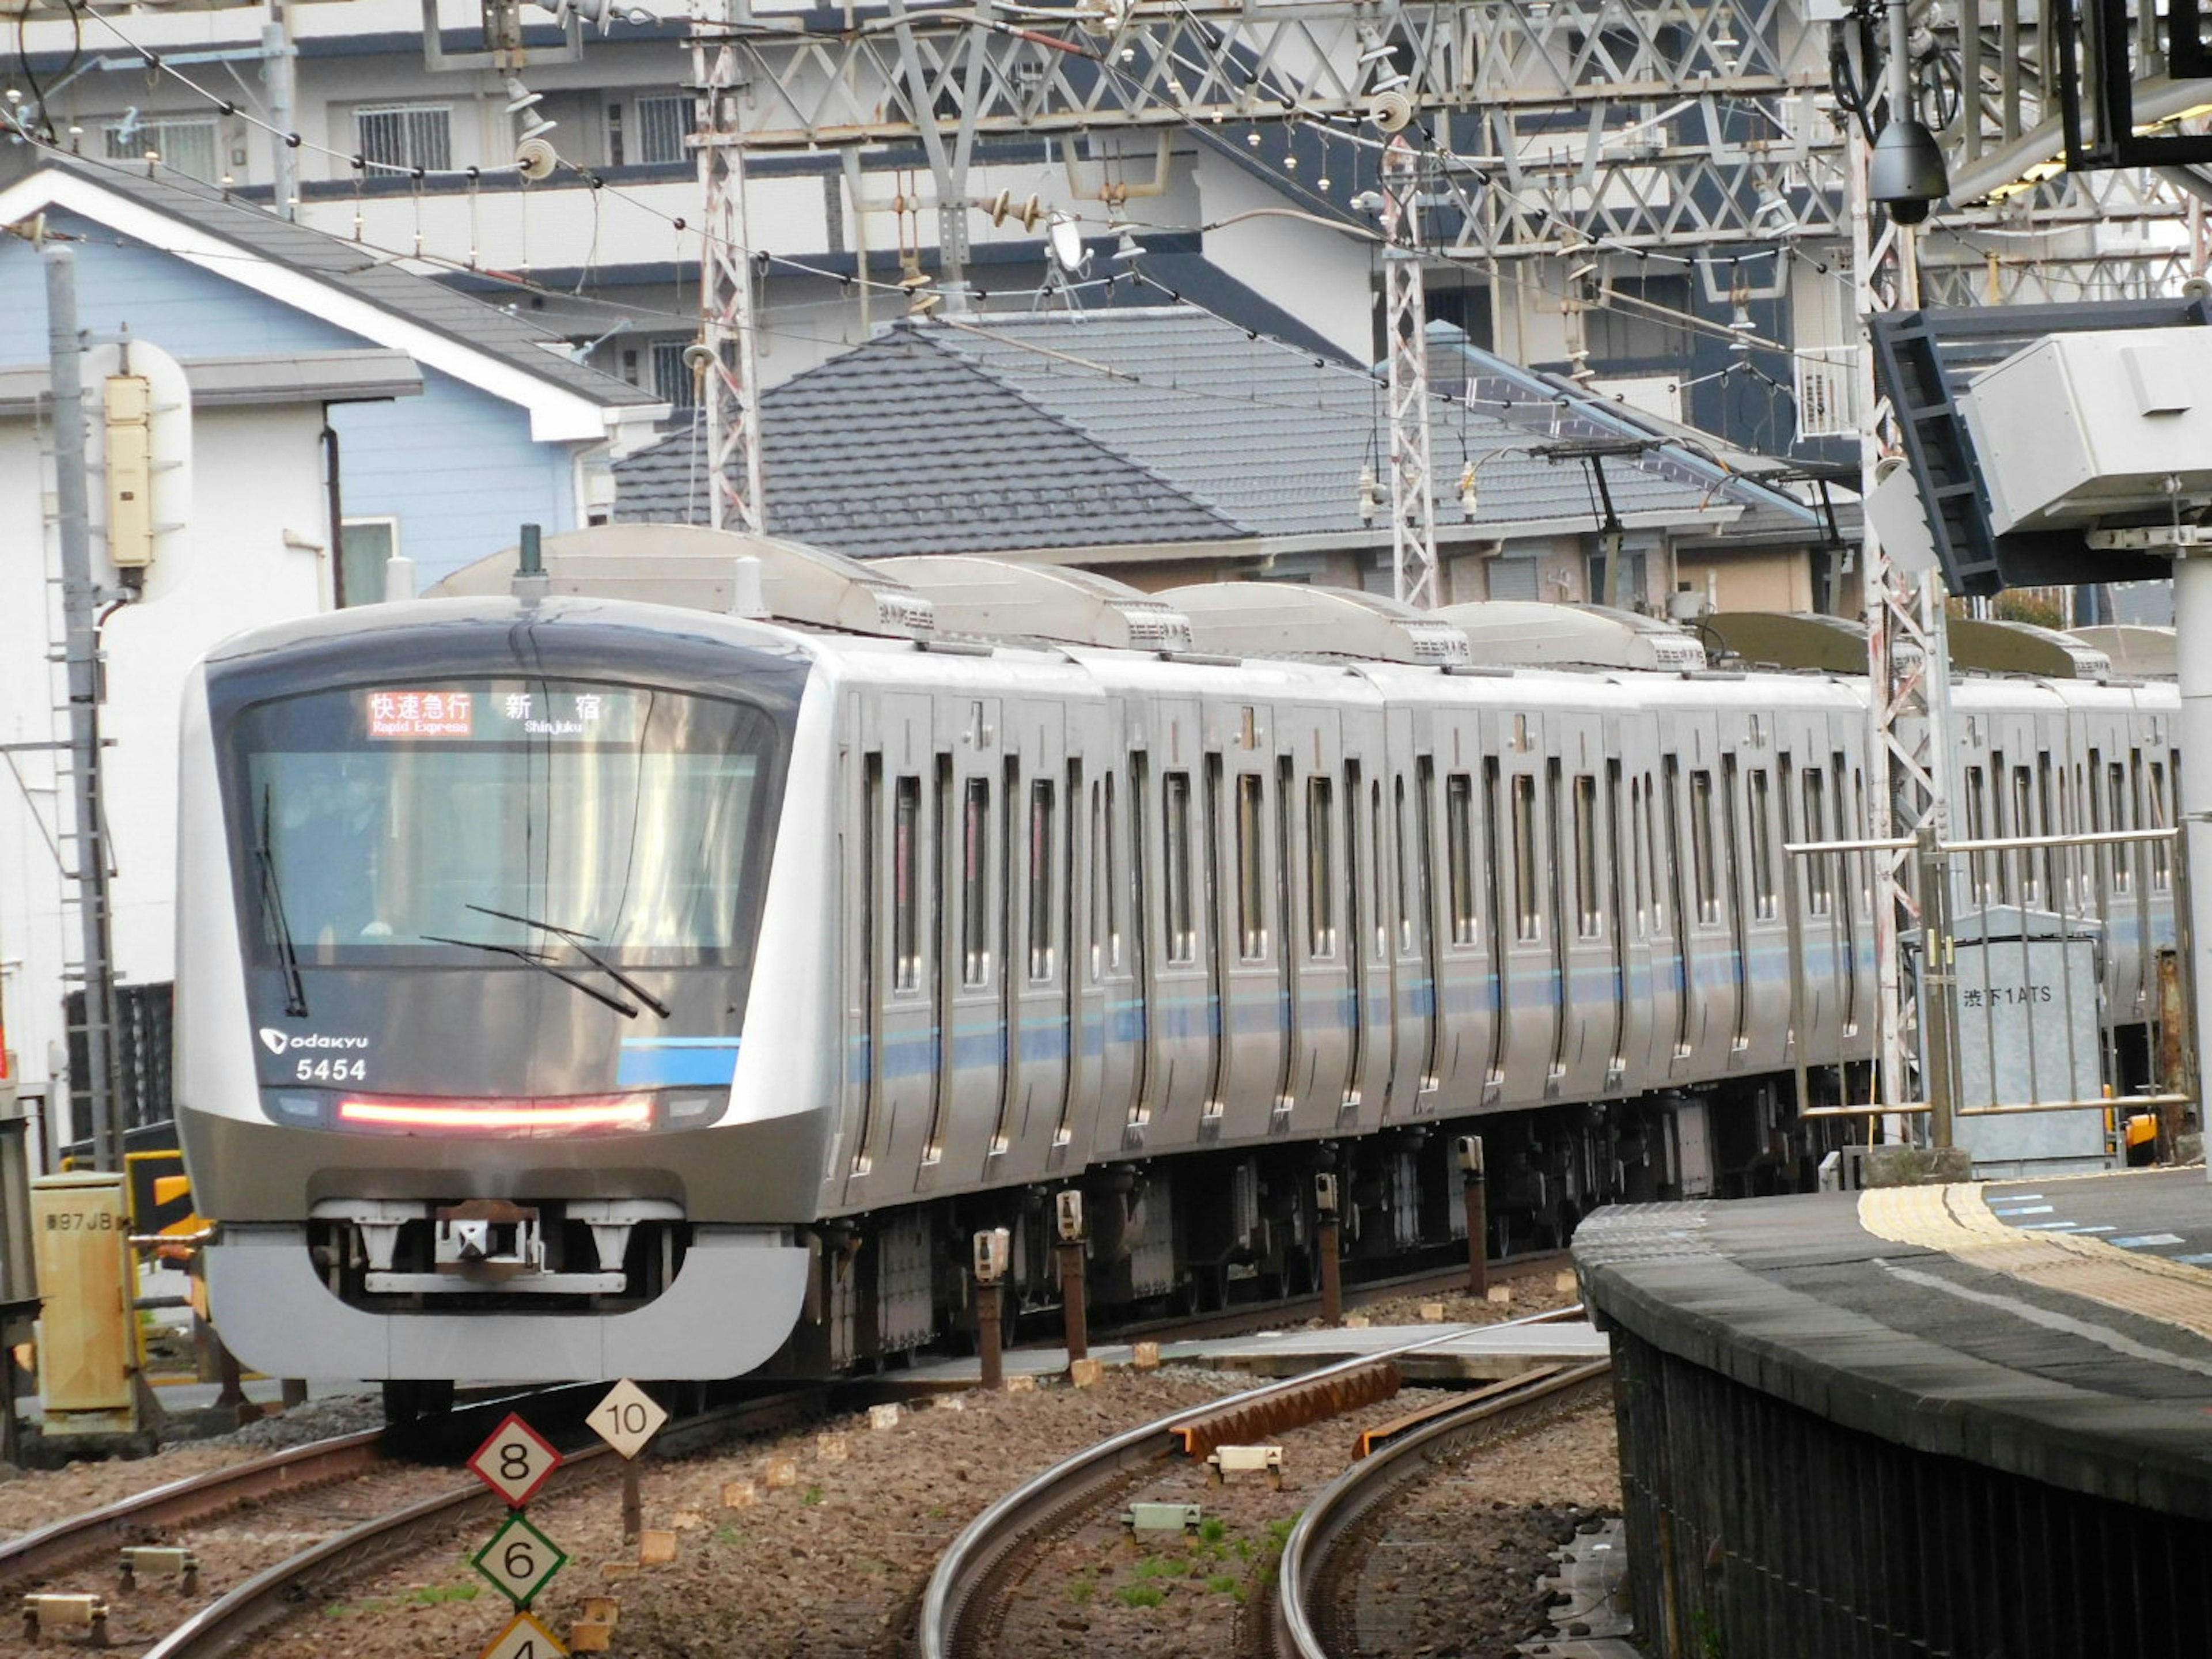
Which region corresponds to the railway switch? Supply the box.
[21,1593,109,1645]
[118,1547,198,1589]
[1123,1502,1204,1533]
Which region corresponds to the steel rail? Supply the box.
[0,1382,605,1592]
[916,1305,1590,1659]
[0,1427,388,1589]
[1270,1355,1615,1659]
[135,1389,825,1659]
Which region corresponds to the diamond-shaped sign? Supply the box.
[478,1610,567,1659]
[468,1413,563,1508]
[472,1512,568,1608]
[587,1378,669,1459]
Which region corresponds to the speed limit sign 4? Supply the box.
[471,1512,569,1608]
[588,1378,669,1459]
[478,1610,566,1659]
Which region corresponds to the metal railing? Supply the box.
[1782,824,2191,1155]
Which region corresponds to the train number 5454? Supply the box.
[295,1057,367,1082]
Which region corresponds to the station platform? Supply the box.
[1572,1166,2212,1658]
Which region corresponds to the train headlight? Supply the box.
[333,1093,657,1135]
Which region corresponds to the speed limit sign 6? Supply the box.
[471,1512,569,1608]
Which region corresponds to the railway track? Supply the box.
[6,1386,831,1658]
[917,1306,1593,1659]
[1271,1355,1615,1659]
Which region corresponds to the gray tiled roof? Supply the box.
[616,306,1762,552]
[620,328,1237,556]
[2,146,656,410]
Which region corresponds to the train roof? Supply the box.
[1431,601,1707,671]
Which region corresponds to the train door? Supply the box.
[1487,707,1552,1105]
[1381,704,1434,1116]
[1341,704,1393,1134]
[1663,708,1732,1080]
[1725,715,1790,1075]
[1782,718,1850,1067]
[1614,705,1673,1096]
[1429,705,1494,1113]
[1202,699,1291,1142]
[841,692,938,1211]
[1077,704,1138,1163]
[987,701,1070,1184]
[1550,711,1613,1103]
[1131,698,1212,1152]
[921,695,1006,1191]
[1277,702,1354,1134]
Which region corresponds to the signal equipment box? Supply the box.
[29,1173,139,1436]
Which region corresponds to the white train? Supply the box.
[172,533,2178,1403]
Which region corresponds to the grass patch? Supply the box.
[1115,1582,1166,1609]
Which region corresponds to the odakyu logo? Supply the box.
[257,1028,372,1056]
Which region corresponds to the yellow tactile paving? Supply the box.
[1858,1181,2212,1346]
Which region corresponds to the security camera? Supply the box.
[1869,116,1948,226]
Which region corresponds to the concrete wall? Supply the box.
[0,399,332,1134]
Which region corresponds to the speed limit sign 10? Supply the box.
[588,1378,670,1459]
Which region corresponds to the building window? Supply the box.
[1583,274,1694,366]
[651,340,699,408]
[355,105,452,173]
[1585,548,1648,608]
[103,116,219,182]
[336,518,397,608]
[637,95,692,165]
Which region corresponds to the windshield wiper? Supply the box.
[422,934,642,1019]
[255,786,309,1018]
[464,903,673,1019]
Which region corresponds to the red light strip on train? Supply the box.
[336,1095,654,1131]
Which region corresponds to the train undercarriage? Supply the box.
[785,1066,1871,1376]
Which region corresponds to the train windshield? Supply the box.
[233,679,781,964]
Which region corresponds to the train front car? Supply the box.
[175,597,828,1395]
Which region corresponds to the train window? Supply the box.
[1164,771,1195,963]
[1964,766,1988,903]
[1643,770,1665,935]
[893,775,921,993]
[961,778,991,986]
[1573,774,1601,937]
[1101,777,1123,973]
[1747,770,1775,921]
[1394,777,1415,956]
[1370,782,1389,964]
[1445,774,1476,945]
[2011,766,2038,904]
[2110,762,2133,895]
[1237,772,1267,960]
[2150,759,2172,890]
[1308,777,1338,958]
[1512,772,1539,942]
[1029,779,1056,982]
[1627,775,1647,938]
[1803,769,1831,915]
[1688,768,1718,925]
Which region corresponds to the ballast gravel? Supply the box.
[232,1369,1252,1659]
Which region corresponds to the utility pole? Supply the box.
[692,1,765,535]
[263,1,298,219]
[1853,5,1953,1122]
[1380,135,1440,611]
[44,245,123,1175]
